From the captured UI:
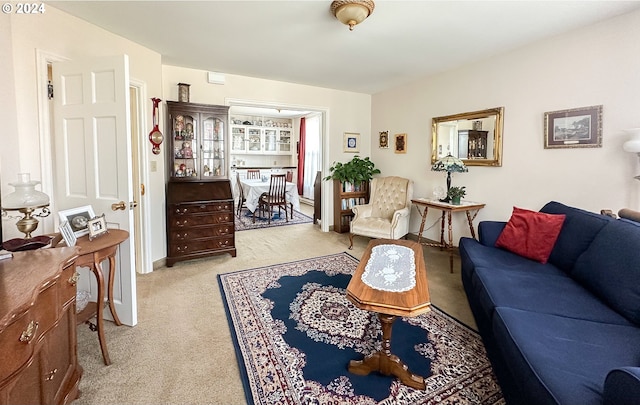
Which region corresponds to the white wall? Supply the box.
[371,9,640,243]
[3,6,165,260]
[162,65,372,231]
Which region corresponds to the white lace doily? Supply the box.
[361,244,416,292]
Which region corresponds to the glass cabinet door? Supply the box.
[231,127,246,153]
[202,115,225,177]
[172,113,198,178]
[279,129,292,153]
[264,129,277,152]
[247,128,262,153]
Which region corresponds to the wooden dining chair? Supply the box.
[255,174,288,224]
[246,169,260,179]
[236,174,247,217]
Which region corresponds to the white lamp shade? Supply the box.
[623,128,640,153]
[2,173,50,209]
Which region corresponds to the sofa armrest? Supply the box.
[604,367,640,405]
[478,221,507,247]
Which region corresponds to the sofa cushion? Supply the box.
[473,265,632,326]
[494,308,640,405]
[573,219,640,325]
[604,367,640,405]
[495,206,565,263]
[540,201,612,272]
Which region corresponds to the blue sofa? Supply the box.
[459,201,640,405]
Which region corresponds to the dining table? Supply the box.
[240,178,301,214]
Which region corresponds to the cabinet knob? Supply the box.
[68,271,80,286]
[44,368,58,381]
[19,320,39,343]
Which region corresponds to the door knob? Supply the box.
[112,201,138,211]
[112,201,126,211]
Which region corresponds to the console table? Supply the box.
[411,198,485,273]
[346,239,431,390]
[74,229,129,365]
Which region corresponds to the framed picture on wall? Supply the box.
[379,131,389,148]
[343,132,360,153]
[544,105,603,149]
[395,133,407,154]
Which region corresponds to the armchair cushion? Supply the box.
[370,177,410,220]
[349,176,413,244]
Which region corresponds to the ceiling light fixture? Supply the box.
[330,0,375,31]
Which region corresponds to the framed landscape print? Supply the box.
[544,105,603,149]
[343,132,360,153]
[395,133,407,154]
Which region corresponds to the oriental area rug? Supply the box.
[218,253,504,405]
[234,208,313,231]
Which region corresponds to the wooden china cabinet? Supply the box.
[0,248,82,405]
[165,101,236,267]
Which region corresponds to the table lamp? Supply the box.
[431,154,468,202]
[1,173,51,239]
[623,128,640,181]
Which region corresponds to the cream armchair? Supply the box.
[349,176,413,249]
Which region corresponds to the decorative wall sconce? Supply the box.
[1,173,51,239]
[330,0,375,31]
[623,128,640,181]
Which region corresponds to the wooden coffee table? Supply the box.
[346,239,431,390]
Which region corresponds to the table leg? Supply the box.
[439,212,446,249]
[466,210,480,240]
[447,211,454,273]
[348,313,426,390]
[415,206,428,244]
[107,255,122,326]
[92,261,111,366]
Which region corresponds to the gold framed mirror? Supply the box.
[431,107,504,167]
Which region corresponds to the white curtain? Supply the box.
[302,114,320,200]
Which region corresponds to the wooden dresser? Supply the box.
[0,247,82,405]
[166,180,236,267]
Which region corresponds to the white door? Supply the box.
[52,55,137,326]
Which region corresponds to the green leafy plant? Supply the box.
[447,186,466,199]
[324,155,381,183]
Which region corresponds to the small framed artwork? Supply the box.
[58,221,77,247]
[544,105,603,149]
[87,214,109,241]
[395,133,407,154]
[58,205,96,237]
[343,132,360,153]
[379,131,389,148]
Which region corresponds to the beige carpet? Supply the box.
[74,205,475,404]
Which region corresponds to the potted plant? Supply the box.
[324,155,381,184]
[447,186,466,205]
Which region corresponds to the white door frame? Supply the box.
[36,49,67,234]
[129,79,153,274]
[225,98,331,232]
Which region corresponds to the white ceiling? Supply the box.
[50,1,640,95]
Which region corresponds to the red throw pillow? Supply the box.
[495,207,566,264]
